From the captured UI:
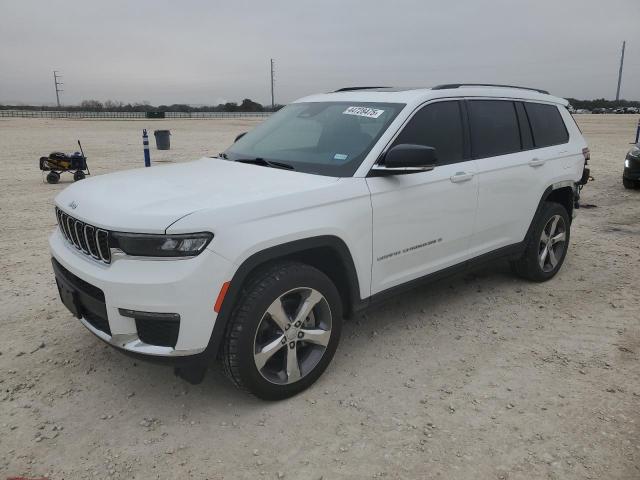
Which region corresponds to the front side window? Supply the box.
[224,102,405,176]
[468,100,521,158]
[391,101,464,165]
[524,102,569,148]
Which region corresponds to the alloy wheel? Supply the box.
[253,287,332,385]
[538,214,566,273]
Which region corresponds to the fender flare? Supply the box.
[201,235,362,360]
[524,183,576,243]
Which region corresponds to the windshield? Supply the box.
[223,101,405,176]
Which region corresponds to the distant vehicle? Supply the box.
[614,108,626,114]
[592,108,608,114]
[623,107,639,114]
[50,84,591,399]
[574,109,591,114]
[623,143,640,189]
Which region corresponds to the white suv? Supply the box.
[50,84,590,399]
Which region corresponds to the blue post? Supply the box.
[635,118,640,144]
[143,129,151,167]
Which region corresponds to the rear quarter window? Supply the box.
[524,103,569,148]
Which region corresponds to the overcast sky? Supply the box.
[1,0,639,106]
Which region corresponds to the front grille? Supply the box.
[627,157,640,171]
[135,318,180,348]
[56,207,111,263]
[53,258,105,301]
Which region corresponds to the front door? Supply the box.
[367,100,478,295]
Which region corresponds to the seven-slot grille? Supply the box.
[56,207,111,263]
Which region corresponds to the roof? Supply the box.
[295,85,568,107]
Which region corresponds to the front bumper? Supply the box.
[49,227,234,357]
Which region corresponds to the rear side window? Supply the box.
[468,100,521,158]
[392,101,464,165]
[524,103,569,147]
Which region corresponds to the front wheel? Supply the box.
[222,261,342,400]
[511,201,570,282]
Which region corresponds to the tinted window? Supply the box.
[392,101,464,165]
[468,100,521,158]
[515,102,534,150]
[524,103,569,148]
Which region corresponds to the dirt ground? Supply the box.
[0,115,638,480]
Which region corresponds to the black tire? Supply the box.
[510,201,571,282]
[623,177,636,189]
[73,171,86,181]
[222,261,342,400]
[46,172,60,184]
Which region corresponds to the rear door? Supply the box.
[367,100,478,294]
[469,100,571,256]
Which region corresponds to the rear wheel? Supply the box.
[46,171,60,184]
[222,261,342,400]
[511,202,570,282]
[73,171,86,181]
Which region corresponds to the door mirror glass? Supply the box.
[384,144,438,169]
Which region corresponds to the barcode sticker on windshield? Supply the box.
[343,106,384,118]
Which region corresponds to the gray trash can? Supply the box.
[153,130,171,150]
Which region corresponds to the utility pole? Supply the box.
[616,41,625,101]
[53,70,63,107]
[270,58,275,110]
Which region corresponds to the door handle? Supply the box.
[450,172,474,183]
[529,158,546,167]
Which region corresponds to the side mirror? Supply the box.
[234,132,247,142]
[372,144,437,175]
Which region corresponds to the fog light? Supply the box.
[119,309,181,348]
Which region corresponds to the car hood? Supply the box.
[54,158,340,233]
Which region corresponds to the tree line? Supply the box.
[2,97,639,112]
[566,98,640,110]
[0,98,282,112]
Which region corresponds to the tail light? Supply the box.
[582,147,590,164]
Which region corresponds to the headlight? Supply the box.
[628,146,640,159]
[111,232,213,257]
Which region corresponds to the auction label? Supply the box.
[343,106,384,118]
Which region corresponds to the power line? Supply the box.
[270,58,275,110]
[53,70,63,107]
[616,41,625,101]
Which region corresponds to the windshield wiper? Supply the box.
[234,157,295,170]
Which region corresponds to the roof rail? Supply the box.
[333,86,390,92]
[432,83,549,95]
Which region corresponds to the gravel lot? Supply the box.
[0,115,638,479]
